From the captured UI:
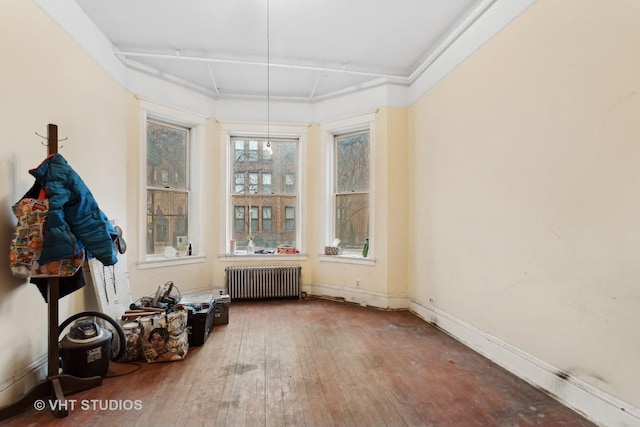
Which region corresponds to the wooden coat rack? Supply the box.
[0,124,102,420]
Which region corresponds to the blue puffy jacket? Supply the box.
[29,154,118,266]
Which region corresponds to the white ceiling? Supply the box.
[73,0,494,102]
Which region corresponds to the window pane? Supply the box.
[335,193,368,249]
[234,140,245,163]
[248,140,259,162]
[147,189,188,254]
[249,206,259,233]
[262,172,272,194]
[231,136,298,251]
[234,206,245,231]
[248,172,258,194]
[285,206,295,231]
[235,173,245,193]
[285,173,295,194]
[271,140,297,194]
[336,132,369,193]
[262,207,272,231]
[262,141,272,161]
[147,121,188,190]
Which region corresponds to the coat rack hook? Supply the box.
[36,131,67,148]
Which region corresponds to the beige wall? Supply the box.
[376,107,409,296]
[2,0,638,419]
[0,0,135,405]
[408,0,640,408]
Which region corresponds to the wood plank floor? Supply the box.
[4,297,596,426]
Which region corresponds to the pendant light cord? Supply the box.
[267,0,271,146]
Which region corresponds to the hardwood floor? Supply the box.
[4,297,596,426]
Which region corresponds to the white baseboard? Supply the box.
[0,353,47,409]
[304,283,408,310]
[409,298,640,427]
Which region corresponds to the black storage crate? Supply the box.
[187,304,215,346]
[213,294,230,325]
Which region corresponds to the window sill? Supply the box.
[138,254,206,269]
[218,253,309,262]
[319,254,375,266]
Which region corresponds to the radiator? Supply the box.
[225,265,301,300]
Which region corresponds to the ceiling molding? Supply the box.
[34,0,537,121]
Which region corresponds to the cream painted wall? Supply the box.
[3,0,637,421]
[377,107,409,297]
[0,0,135,406]
[408,0,640,409]
[310,108,409,308]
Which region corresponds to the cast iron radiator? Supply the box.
[225,265,301,300]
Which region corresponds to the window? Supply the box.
[230,136,298,252]
[141,100,204,264]
[249,206,259,234]
[248,140,259,162]
[262,172,272,194]
[334,130,370,253]
[262,207,272,231]
[248,172,259,194]
[234,206,245,231]
[146,120,189,254]
[234,173,245,193]
[285,206,296,231]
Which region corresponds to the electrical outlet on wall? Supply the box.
[356,279,360,287]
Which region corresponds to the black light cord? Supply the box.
[267,0,271,147]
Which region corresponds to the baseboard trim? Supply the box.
[0,353,47,408]
[409,297,640,427]
[304,283,408,310]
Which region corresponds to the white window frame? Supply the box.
[138,99,206,267]
[219,121,308,260]
[321,112,376,263]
